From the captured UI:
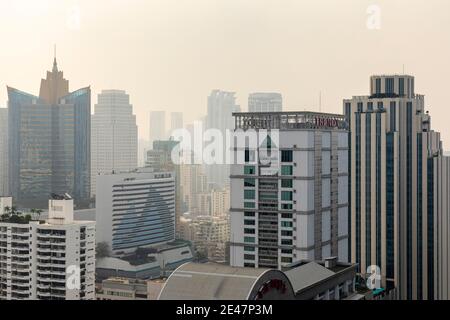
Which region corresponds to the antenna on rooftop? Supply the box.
[319,91,322,112]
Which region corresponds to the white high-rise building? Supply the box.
[149,111,166,147]
[91,90,138,196]
[248,93,283,112]
[0,108,7,196]
[180,164,209,216]
[205,90,240,188]
[211,188,230,217]
[0,195,96,300]
[95,169,175,256]
[169,112,183,137]
[230,112,349,269]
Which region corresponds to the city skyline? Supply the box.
[1,0,450,149]
[1,0,450,303]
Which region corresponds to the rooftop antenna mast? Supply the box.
[319,91,322,112]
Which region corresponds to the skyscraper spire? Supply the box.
[52,44,58,72]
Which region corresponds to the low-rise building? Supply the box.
[178,215,230,262]
[95,240,193,282]
[158,258,384,300]
[96,277,165,300]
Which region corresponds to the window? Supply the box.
[281,179,293,188]
[399,78,405,96]
[386,78,394,95]
[244,228,255,234]
[281,230,293,236]
[244,178,256,187]
[281,204,293,210]
[357,102,363,112]
[281,213,293,219]
[244,202,255,208]
[281,191,293,201]
[281,249,292,254]
[244,211,255,217]
[281,165,293,176]
[244,237,255,243]
[245,149,255,163]
[244,246,255,252]
[244,190,255,200]
[244,220,255,226]
[375,78,381,95]
[367,102,373,111]
[281,239,292,245]
[244,263,255,268]
[244,166,255,175]
[281,221,293,228]
[281,257,292,263]
[377,102,384,110]
[244,254,255,260]
[281,150,293,162]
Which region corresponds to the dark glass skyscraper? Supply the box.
[7,57,90,208]
[344,75,443,300]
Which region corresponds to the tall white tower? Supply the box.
[91,90,138,196]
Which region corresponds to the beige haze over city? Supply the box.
[1,0,450,146]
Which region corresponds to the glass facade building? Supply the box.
[7,58,90,208]
[344,75,443,300]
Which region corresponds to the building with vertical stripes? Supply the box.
[431,153,450,300]
[344,75,443,300]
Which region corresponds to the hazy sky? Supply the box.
[1,0,450,146]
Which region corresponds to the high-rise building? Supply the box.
[0,108,8,196]
[95,169,175,256]
[211,188,230,217]
[248,93,283,112]
[431,153,450,300]
[205,90,241,187]
[230,112,349,269]
[169,112,183,137]
[180,164,209,217]
[91,90,138,196]
[149,111,166,147]
[344,75,443,300]
[0,194,96,300]
[7,57,90,209]
[145,139,184,236]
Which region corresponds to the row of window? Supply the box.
[244,165,293,176]
[244,178,293,188]
[244,150,294,163]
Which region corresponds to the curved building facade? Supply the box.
[96,169,175,255]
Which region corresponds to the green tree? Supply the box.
[96,242,111,258]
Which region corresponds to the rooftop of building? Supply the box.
[159,258,358,300]
[158,262,275,300]
[233,111,348,131]
[97,167,174,178]
[282,258,356,294]
[112,240,192,266]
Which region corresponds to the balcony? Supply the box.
[258,240,278,247]
[258,258,278,266]
[258,224,278,231]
